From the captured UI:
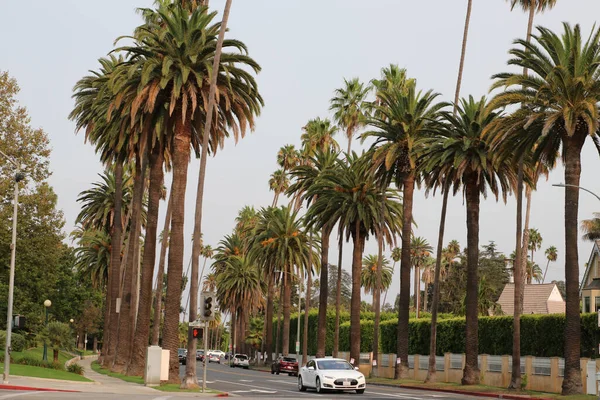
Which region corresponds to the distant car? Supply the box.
[178,348,187,365]
[208,353,221,364]
[298,358,365,394]
[271,356,298,376]
[196,350,205,361]
[211,350,225,358]
[230,353,249,369]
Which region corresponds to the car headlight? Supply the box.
[323,376,335,380]
[357,375,365,380]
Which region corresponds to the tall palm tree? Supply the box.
[278,144,299,173]
[504,0,558,389]
[305,153,403,368]
[301,118,339,156]
[365,78,446,378]
[410,237,433,318]
[287,148,339,358]
[489,23,600,394]
[269,169,290,207]
[421,96,515,385]
[72,227,111,290]
[528,228,543,263]
[542,246,557,283]
[330,78,371,154]
[382,247,401,308]
[360,255,393,295]
[115,2,262,382]
[152,192,172,346]
[581,214,600,241]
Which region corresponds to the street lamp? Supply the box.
[42,300,51,362]
[2,150,23,384]
[552,183,600,202]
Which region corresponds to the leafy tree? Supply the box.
[38,322,73,362]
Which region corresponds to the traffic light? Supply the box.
[200,291,216,321]
[190,327,203,339]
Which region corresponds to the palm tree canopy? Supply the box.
[215,255,264,314]
[277,144,299,171]
[391,247,401,263]
[361,254,393,294]
[545,245,558,261]
[286,147,340,207]
[488,23,600,164]
[420,96,516,201]
[330,78,371,140]
[305,152,403,245]
[301,117,339,156]
[581,213,600,241]
[269,169,289,194]
[410,236,433,267]
[528,228,543,253]
[507,0,558,13]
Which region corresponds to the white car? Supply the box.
[298,358,365,394]
[208,352,221,364]
[231,353,249,369]
[210,350,225,358]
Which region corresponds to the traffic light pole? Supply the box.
[202,321,209,393]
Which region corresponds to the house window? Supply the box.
[595,297,600,312]
[585,297,591,313]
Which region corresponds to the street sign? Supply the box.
[295,341,300,353]
[190,321,203,327]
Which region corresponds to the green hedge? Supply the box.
[0,330,27,352]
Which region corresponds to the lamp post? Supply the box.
[552,183,600,202]
[2,150,23,384]
[42,300,51,362]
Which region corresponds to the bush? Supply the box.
[0,330,27,352]
[15,356,46,367]
[67,363,84,375]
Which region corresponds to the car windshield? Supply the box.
[316,360,354,370]
[236,355,248,360]
[282,357,296,362]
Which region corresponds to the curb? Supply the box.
[0,384,80,393]
[215,393,229,397]
[368,382,552,400]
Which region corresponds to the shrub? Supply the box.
[67,363,84,375]
[15,356,45,367]
[48,361,65,370]
[0,330,27,352]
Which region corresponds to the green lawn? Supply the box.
[2,346,73,364]
[0,363,92,382]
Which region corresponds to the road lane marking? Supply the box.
[267,379,296,385]
[0,392,44,399]
[365,391,421,399]
[151,396,172,400]
[215,379,299,395]
[239,379,254,382]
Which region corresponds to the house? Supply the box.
[580,240,600,313]
[496,283,565,316]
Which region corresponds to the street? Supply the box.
[0,361,496,399]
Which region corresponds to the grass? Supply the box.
[91,361,222,393]
[367,377,597,399]
[2,346,73,365]
[0,363,92,382]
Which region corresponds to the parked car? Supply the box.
[196,350,205,361]
[178,348,187,365]
[230,353,249,369]
[208,352,221,364]
[211,350,225,358]
[298,358,365,394]
[271,356,298,376]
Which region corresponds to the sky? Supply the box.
[2,0,600,310]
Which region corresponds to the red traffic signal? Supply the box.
[190,327,203,339]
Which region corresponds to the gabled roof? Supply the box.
[579,240,600,296]
[497,283,564,316]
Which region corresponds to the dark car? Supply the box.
[196,349,205,361]
[271,356,298,376]
[178,348,187,365]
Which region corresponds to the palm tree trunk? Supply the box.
[462,177,480,385]
[350,219,363,368]
[127,142,164,376]
[382,259,396,309]
[521,185,532,286]
[372,196,385,375]
[103,162,124,368]
[316,225,331,357]
[282,271,291,357]
[275,283,282,357]
[163,118,192,382]
[302,233,313,366]
[265,274,275,364]
[426,188,449,383]
[333,234,343,357]
[414,265,420,318]
[113,154,146,373]
[395,172,414,379]
[272,191,279,207]
[561,134,585,395]
[346,128,352,155]
[543,259,550,284]
[230,307,236,355]
[152,192,172,346]
[453,0,472,113]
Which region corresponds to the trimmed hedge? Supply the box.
[0,330,27,352]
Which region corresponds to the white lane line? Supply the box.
[0,392,44,399]
[151,396,172,400]
[215,379,299,394]
[267,379,296,385]
[366,391,421,399]
[239,379,254,382]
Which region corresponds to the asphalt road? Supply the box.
[0,361,496,399]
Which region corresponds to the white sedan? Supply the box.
[298,358,366,394]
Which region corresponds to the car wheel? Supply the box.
[356,389,365,394]
[271,368,274,375]
[276,370,279,375]
[298,376,306,392]
[244,366,249,369]
[315,377,322,393]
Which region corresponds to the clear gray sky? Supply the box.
[2,1,600,306]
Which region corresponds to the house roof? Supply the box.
[580,240,600,296]
[583,277,600,290]
[497,283,565,316]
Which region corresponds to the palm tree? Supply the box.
[269,169,290,207]
[360,255,393,294]
[152,192,172,346]
[420,257,435,312]
[581,214,600,241]
[305,153,403,367]
[365,77,446,378]
[528,228,543,263]
[421,96,515,385]
[330,78,371,154]
[287,148,339,358]
[542,246,557,283]
[504,0,558,389]
[382,247,401,308]
[115,2,262,382]
[72,227,111,290]
[410,237,433,318]
[489,23,600,395]
[526,261,543,284]
[301,118,339,156]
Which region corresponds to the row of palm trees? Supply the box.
[69,0,263,388]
